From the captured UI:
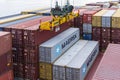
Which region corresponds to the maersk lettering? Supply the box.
[61,34,77,49]
[87,48,97,67]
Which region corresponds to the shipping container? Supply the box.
[83,33,92,40]
[24,63,39,80]
[101,38,110,51]
[0,31,12,55]
[0,51,12,75]
[102,10,116,27]
[92,10,108,27]
[23,45,39,63]
[0,14,36,24]
[101,27,111,39]
[92,27,102,42]
[79,9,89,16]
[0,14,21,19]
[111,28,120,44]
[39,62,52,80]
[66,41,99,80]
[86,3,103,7]
[92,27,102,51]
[91,44,120,80]
[13,62,24,78]
[0,70,14,80]
[112,9,120,28]
[0,16,43,31]
[80,6,101,10]
[39,28,80,63]
[53,40,88,80]
[83,23,92,33]
[83,10,98,23]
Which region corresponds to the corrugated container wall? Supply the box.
[91,44,120,80]
[53,40,88,80]
[112,9,120,28]
[83,23,92,33]
[83,10,98,23]
[92,10,108,27]
[0,32,12,55]
[0,70,14,80]
[66,41,99,80]
[39,28,80,63]
[102,10,116,27]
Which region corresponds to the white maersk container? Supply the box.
[102,10,116,27]
[66,41,99,80]
[53,40,88,80]
[39,28,80,63]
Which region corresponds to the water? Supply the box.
[0,0,117,17]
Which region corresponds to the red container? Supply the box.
[78,8,89,15]
[0,31,12,55]
[101,27,111,39]
[92,27,102,42]
[111,28,120,39]
[12,44,23,63]
[91,44,120,80]
[0,51,12,75]
[24,63,39,80]
[111,28,120,44]
[13,62,24,78]
[23,45,38,63]
[23,20,71,46]
[0,70,14,80]
[83,10,98,23]
[101,38,110,51]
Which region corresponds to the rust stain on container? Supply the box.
[91,44,120,80]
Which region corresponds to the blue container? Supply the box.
[83,33,92,40]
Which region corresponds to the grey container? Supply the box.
[53,40,88,80]
[83,23,92,33]
[66,41,99,80]
[39,28,80,63]
[102,10,116,27]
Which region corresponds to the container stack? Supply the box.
[53,40,99,80]
[39,28,80,80]
[3,16,47,80]
[101,10,116,51]
[74,8,88,37]
[83,10,98,40]
[0,31,13,80]
[92,10,108,51]
[53,40,88,80]
[111,9,120,44]
[1,15,73,80]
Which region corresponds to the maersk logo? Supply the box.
[82,65,86,73]
[55,45,61,54]
[61,34,77,49]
